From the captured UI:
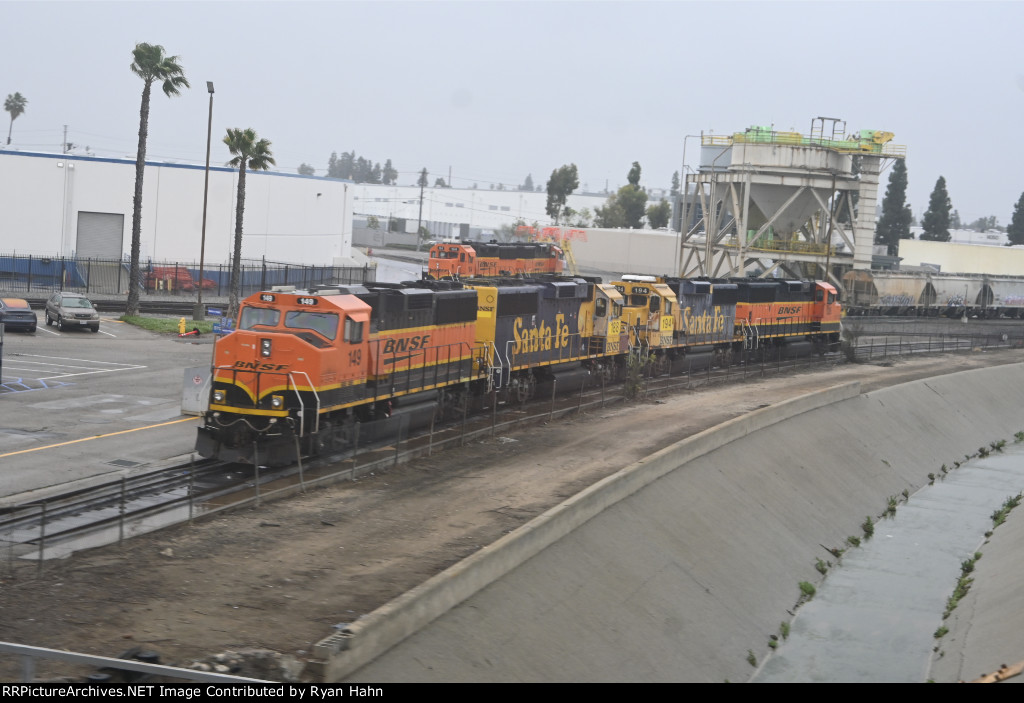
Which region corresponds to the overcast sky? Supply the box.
[3,0,1023,225]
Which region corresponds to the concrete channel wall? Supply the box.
[313,364,1024,682]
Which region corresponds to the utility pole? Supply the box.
[416,169,426,252]
[63,125,68,154]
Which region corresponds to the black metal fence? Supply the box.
[0,253,375,298]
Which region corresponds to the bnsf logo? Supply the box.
[234,361,289,371]
[382,335,431,354]
[777,305,803,315]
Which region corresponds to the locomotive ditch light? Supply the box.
[213,390,225,403]
[261,338,272,357]
[271,395,284,409]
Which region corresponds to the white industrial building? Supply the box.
[0,150,355,265]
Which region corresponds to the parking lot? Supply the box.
[0,311,214,504]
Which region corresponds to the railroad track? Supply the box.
[2,327,1020,569]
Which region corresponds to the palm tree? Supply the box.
[127,43,189,316]
[224,128,275,319]
[4,92,28,145]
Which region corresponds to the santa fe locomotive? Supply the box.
[196,274,841,465]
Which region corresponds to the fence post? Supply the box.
[26,254,32,292]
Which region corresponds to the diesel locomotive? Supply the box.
[196,274,840,465]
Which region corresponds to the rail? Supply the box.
[0,642,267,683]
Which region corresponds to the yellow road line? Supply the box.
[0,416,198,459]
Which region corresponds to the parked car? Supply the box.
[0,297,37,332]
[145,266,216,292]
[45,292,100,332]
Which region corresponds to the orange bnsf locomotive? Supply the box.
[196,276,840,465]
[425,240,565,279]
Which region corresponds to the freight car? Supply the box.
[424,240,565,279]
[196,274,840,465]
[842,270,1024,318]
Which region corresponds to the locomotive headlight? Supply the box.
[271,395,284,409]
[261,338,272,357]
[213,390,225,403]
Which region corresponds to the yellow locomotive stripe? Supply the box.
[208,404,290,417]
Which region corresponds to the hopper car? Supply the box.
[196,274,840,465]
[843,271,1024,318]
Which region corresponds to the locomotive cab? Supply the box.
[200,290,371,464]
[613,276,677,349]
[427,242,476,279]
[812,281,841,329]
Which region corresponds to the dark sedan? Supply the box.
[0,298,38,332]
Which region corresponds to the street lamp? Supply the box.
[194,81,215,321]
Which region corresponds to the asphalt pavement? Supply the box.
[0,313,214,505]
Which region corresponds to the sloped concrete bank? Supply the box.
[316,363,1024,682]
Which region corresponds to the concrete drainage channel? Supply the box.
[315,363,1024,683]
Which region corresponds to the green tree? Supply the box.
[382,159,398,185]
[224,127,275,319]
[1008,193,1024,246]
[670,171,680,197]
[520,174,534,192]
[646,199,671,229]
[433,177,447,188]
[4,92,28,145]
[545,164,579,224]
[417,168,429,188]
[593,193,626,228]
[968,215,998,232]
[620,162,647,228]
[297,163,315,176]
[920,176,953,242]
[950,210,962,230]
[127,43,189,317]
[627,161,641,188]
[874,159,912,255]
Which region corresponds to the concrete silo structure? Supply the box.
[678,117,905,287]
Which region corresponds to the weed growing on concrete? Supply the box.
[747,650,757,667]
[861,515,874,538]
[943,576,974,619]
[928,473,936,485]
[902,488,910,499]
[990,493,1022,530]
[768,638,778,650]
[815,558,830,575]
[799,581,816,599]
[846,535,861,548]
[978,446,990,458]
[934,625,949,639]
[991,439,1006,452]
[886,495,898,517]
[1014,431,1024,443]
[780,622,790,640]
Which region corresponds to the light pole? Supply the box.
[194,81,215,321]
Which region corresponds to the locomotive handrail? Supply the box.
[288,370,319,437]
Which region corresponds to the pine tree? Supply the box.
[874,159,911,255]
[920,176,953,242]
[1008,192,1024,246]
